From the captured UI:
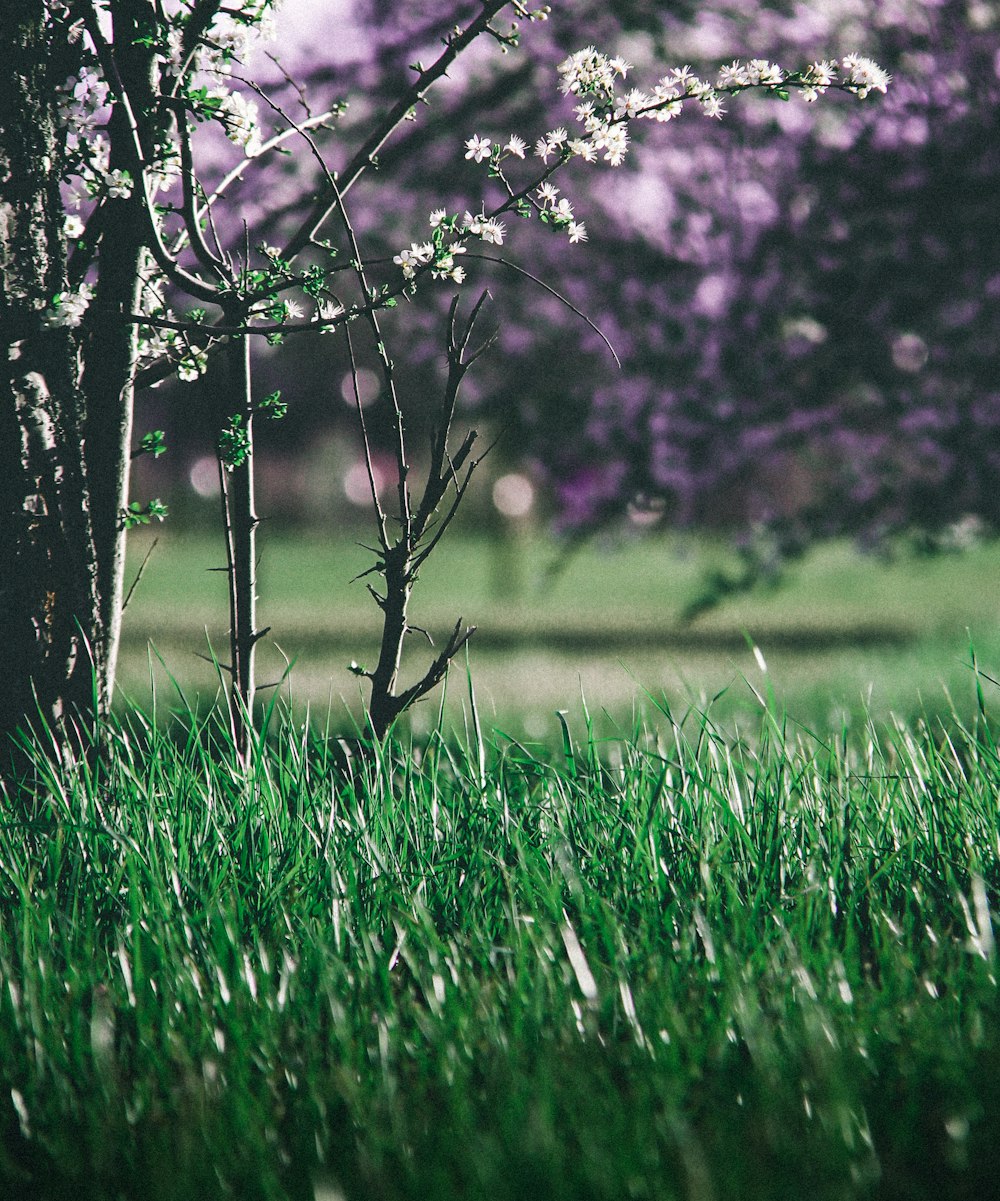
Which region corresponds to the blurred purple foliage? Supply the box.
[156,0,1000,557]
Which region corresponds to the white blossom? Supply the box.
[393,241,434,279]
[429,208,447,227]
[165,25,186,72]
[464,134,491,162]
[149,149,181,195]
[105,168,133,199]
[534,136,555,162]
[43,283,93,329]
[503,135,527,158]
[701,93,726,119]
[648,98,683,123]
[177,347,209,382]
[535,127,569,162]
[616,89,650,118]
[807,60,837,89]
[209,88,262,156]
[717,61,749,89]
[567,221,588,243]
[480,217,506,245]
[316,298,346,324]
[568,138,597,161]
[842,53,891,96]
[430,247,466,280]
[558,47,619,98]
[591,122,629,165]
[745,59,784,86]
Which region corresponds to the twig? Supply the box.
[467,252,622,368]
[78,7,219,303]
[343,320,389,552]
[280,0,515,259]
[166,95,231,280]
[167,108,345,259]
[121,537,158,612]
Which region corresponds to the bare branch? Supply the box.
[165,96,231,280]
[167,108,345,260]
[467,252,622,368]
[393,620,477,716]
[280,0,516,260]
[264,48,314,118]
[343,320,390,552]
[121,537,158,613]
[78,7,219,304]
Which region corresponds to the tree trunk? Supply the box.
[367,546,413,740]
[0,2,104,744]
[81,0,159,704]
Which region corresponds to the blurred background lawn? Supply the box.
[120,527,1000,735]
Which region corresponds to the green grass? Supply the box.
[119,529,1000,729]
[4,690,1000,1199]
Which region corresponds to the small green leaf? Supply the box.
[218,415,251,470]
[138,430,167,458]
[122,499,168,530]
[258,390,287,421]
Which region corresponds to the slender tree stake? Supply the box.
[216,328,260,761]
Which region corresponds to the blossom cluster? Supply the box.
[163,2,278,77]
[169,3,278,158]
[393,236,467,284]
[132,274,210,381]
[464,134,528,163]
[206,87,263,157]
[43,0,285,358]
[536,183,587,242]
[137,317,209,382]
[59,110,139,207]
[557,47,632,100]
[714,55,890,101]
[42,284,93,329]
[390,45,888,289]
[53,0,278,223]
[463,212,506,245]
[840,54,892,98]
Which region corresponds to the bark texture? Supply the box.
[0,2,105,743]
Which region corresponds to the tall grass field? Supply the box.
[3,679,1000,1198]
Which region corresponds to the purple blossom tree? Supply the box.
[239,0,996,601]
